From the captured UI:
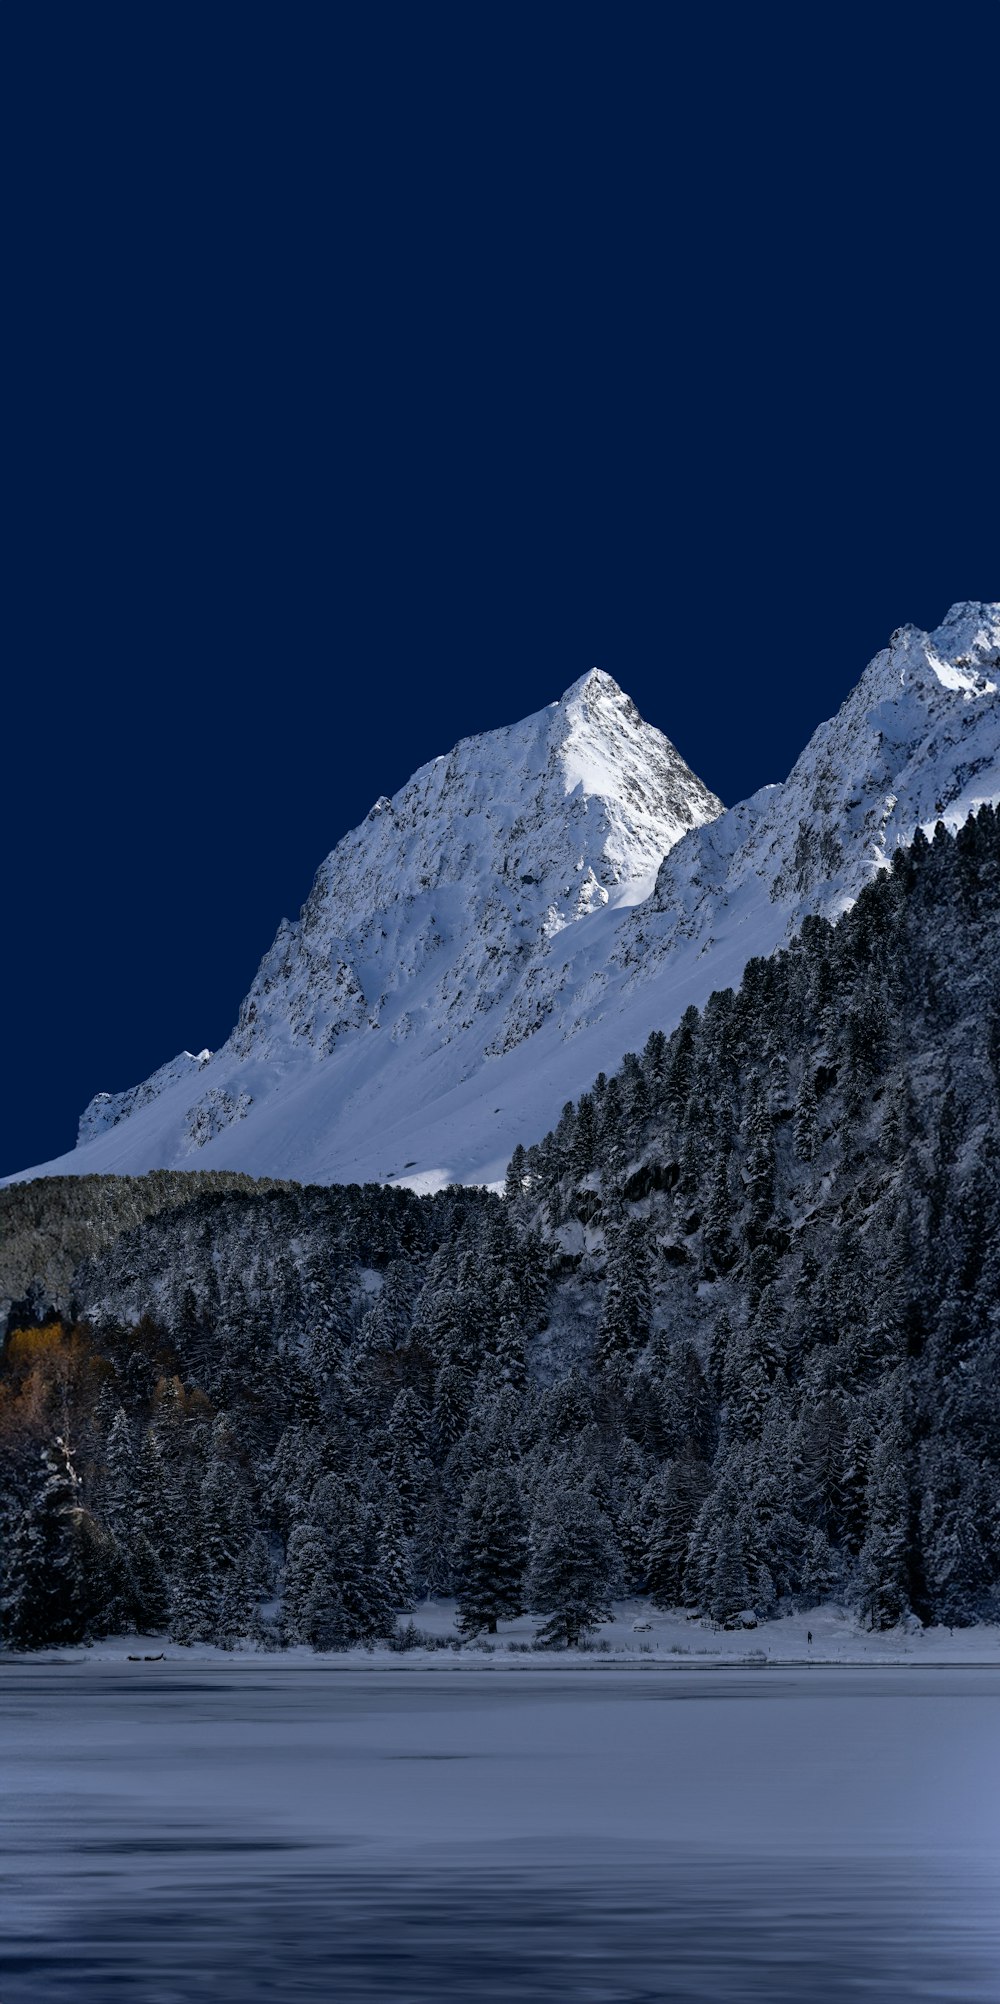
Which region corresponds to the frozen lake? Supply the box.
[4,1662,1000,2000]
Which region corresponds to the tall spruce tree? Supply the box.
[598,1219,651,1365]
[526,1488,616,1647]
[454,1467,527,1635]
[2,1439,87,1649]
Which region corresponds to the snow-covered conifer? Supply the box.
[526,1488,616,1647]
[454,1467,527,1635]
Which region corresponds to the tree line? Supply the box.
[4,806,1000,1646]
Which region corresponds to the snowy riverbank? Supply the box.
[13,1599,1000,1669]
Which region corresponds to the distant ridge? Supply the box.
[8,603,1000,1192]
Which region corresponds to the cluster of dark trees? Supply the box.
[4,807,1000,1648]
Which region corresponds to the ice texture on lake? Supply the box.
[3,1664,1000,2000]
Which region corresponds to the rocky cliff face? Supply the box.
[600,601,1000,998]
[77,1051,212,1144]
[36,670,721,1188]
[14,605,1000,1193]
[224,668,721,1070]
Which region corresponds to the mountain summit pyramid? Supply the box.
[22,670,721,1189]
[12,603,1000,1192]
[225,666,722,1079]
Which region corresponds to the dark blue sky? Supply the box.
[4,8,996,1176]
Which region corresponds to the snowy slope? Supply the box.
[77,1050,213,1144]
[12,671,720,1188]
[11,603,1000,1192]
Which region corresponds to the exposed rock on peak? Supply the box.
[13,605,1000,1194]
[77,1050,212,1146]
[26,673,720,1187]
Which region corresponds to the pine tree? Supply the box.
[134,1425,169,1550]
[703,1153,734,1275]
[708,1513,751,1626]
[799,1527,836,1607]
[665,1009,698,1122]
[791,1353,847,1546]
[611,1438,649,1595]
[282,1524,343,1648]
[461,1380,522,1476]
[0,1496,46,1650]
[200,1420,254,1624]
[645,1460,709,1608]
[378,1489,415,1610]
[432,1361,474,1456]
[310,1473,394,1641]
[793,1072,819,1162]
[652,1335,714,1460]
[598,1219,651,1365]
[169,1442,215,1644]
[504,1142,528,1205]
[526,1488,616,1647]
[103,1406,137,1541]
[641,1030,668,1102]
[918,1442,986,1626]
[742,1070,776,1236]
[358,1496,397,1639]
[82,1517,137,1637]
[217,1547,265,1649]
[737,1500,776,1617]
[410,1483,451,1600]
[707,1308,735,1396]
[131,1532,170,1632]
[488,1315,527,1392]
[855,1430,911,1631]
[620,1051,649,1141]
[2,1439,87,1649]
[614,1489,649,1596]
[685,1474,754,1624]
[572,1093,598,1176]
[363,1262,415,1354]
[387,1389,429,1533]
[454,1467,527,1635]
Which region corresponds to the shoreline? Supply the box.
[9,1601,1000,1672]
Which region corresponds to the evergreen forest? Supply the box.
[4,808,1000,1648]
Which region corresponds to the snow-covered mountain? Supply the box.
[13,671,720,1188]
[77,1049,213,1144]
[11,602,1000,1192]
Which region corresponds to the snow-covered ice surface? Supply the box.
[4,1658,1000,2000]
[10,601,1000,1192]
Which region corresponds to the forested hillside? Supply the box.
[0,1169,287,1326]
[4,808,1000,1648]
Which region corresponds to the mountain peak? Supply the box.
[637,601,1000,939]
[852,601,1000,710]
[931,600,1000,652]
[16,605,998,1197]
[558,665,624,705]
[220,670,722,1070]
[15,669,722,1186]
[547,670,714,840]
